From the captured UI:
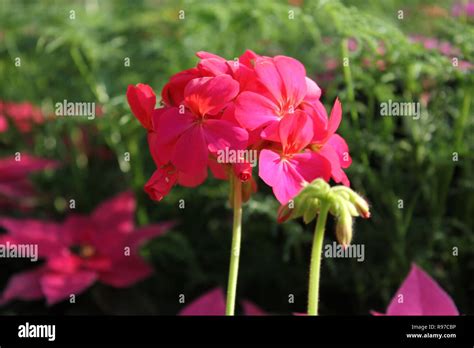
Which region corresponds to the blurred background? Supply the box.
[0,0,473,315]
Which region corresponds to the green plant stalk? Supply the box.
[307,202,330,315]
[341,38,358,123]
[225,174,243,315]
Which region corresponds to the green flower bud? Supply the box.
[335,206,353,247]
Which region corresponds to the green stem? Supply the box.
[341,38,358,123]
[307,202,330,315]
[225,174,243,315]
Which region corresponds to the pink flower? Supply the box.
[126,83,156,131]
[452,1,474,17]
[259,111,331,203]
[161,50,260,108]
[179,287,266,315]
[154,75,248,176]
[371,264,459,316]
[0,154,58,201]
[128,51,351,205]
[0,101,44,133]
[303,98,352,186]
[0,114,8,132]
[0,192,171,305]
[235,55,321,141]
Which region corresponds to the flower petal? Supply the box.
[0,218,63,258]
[172,125,208,174]
[177,166,208,187]
[304,77,322,101]
[242,300,267,315]
[254,57,284,102]
[274,55,307,105]
[198,58,231,76]
[184,75,239,116]
[203,119,248,153]
[0,268,45,304]
[126,84,156,130]
[161,68,200,107]
[327,98,342,137]
[259,149,305,203]
[41,270,97,305]
[384,264,459,315]
[179,288,225,315]
[318,143,350,186]
[327,134,352,169]
[292,151,331,183]
[278,110,313,153]
[144,166,178,201]
[154,107,195,164]
[0,154,58,182]
[235,91,279,130]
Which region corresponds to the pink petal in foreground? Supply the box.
[179,288,226,315]
[241,300,267,316]
[375,264,459,316]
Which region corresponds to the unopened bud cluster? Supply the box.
[278,179,370,247]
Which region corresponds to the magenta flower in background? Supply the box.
[0,191,171,305]
[0,101,44,133]
[372,264,459,316]
[179,287,266,316]
[452,1,474,17]
[0,154,58,203]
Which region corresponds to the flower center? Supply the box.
[71,244,96,259]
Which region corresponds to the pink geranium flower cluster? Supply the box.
[127,50,351,204]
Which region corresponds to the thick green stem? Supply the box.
[225,174,242,315]
[307,202,330,315]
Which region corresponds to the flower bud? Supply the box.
[335,207,353,247]
[353,195,370,219]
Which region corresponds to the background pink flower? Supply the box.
[179,287,266,316]
[371,264,459,316]
[0,191,171,305]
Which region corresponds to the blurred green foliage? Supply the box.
[0,0,473,315]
